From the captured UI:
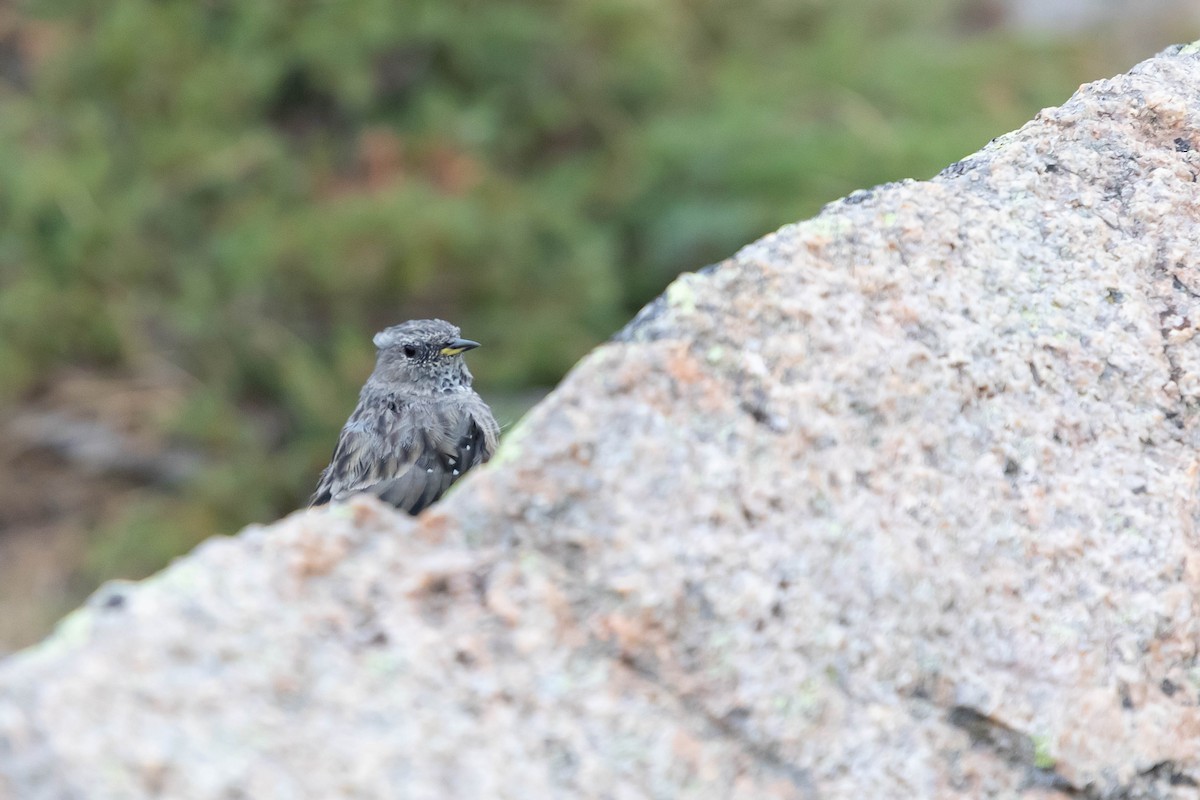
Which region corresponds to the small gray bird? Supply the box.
[311,319,499,513]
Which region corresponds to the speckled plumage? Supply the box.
[311,319,499,514]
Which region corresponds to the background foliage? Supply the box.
[0,0,1169,646]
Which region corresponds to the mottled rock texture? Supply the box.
[6,43,1200,800]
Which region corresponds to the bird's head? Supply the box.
[371,319,480,393]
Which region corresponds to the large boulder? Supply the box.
[5,43,1200,800]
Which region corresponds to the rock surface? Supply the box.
[5,43,1200,800]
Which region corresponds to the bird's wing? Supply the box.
[466,395,500,465]
[311,392,420,507]
[374,403,491,514]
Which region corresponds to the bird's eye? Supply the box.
[402,344,418,358]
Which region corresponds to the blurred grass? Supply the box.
[0,0,1123,589]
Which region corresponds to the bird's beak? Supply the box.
[441,338,480,356]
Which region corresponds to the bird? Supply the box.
[311,319,499,514]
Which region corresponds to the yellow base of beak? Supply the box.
[440,338,480,356]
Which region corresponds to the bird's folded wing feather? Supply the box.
[375,408,489,513]
[311,398,416,506]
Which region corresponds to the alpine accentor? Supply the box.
[312,319,499,513]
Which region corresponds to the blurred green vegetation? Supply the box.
[0,0,1117,583]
